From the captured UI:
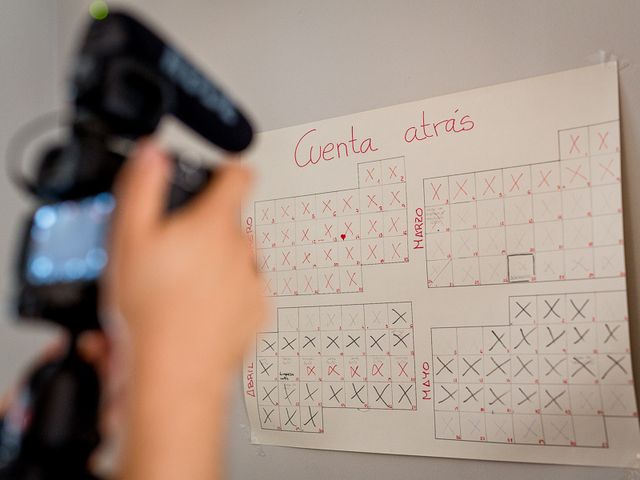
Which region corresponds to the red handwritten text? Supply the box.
[246,362,255,397]
[413,207,424,250]
[404,108,475,144]
[294,126,379,168]
[422,361,431,400]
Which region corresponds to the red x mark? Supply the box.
[323,248,333,261]
[367,244,378,260]
[343,221,354,236]
[264,278,274,294]
[282,277,293,294]
[538,169,552,188]
[302,251,312,264]
[388,165,398,179]
[281,251,292,266]
[431,182,442,200]
[597,131,609,151]
[281,228,290,243]
[599,159,615,179]
[372,363,384,377]
[322,199,333,213]
[324,223,333,238]
[566,165,587,183]
[300,228,310,242]
[367,194,378,208]
[303,275,314,292]
[389,190,401,206]
[509,173,523,192]
[366,167,376,182]
[324,273,334,289]
[454,179,468,199]
[280,205,290,218]
[347,270,358,287]
[345,246,355,261]
[391,242,401,259]
[260,254,271,270]
[368,219,378,234]
[397,362,409,377]
[569,134,581,154]
[483,176,496,195]
[260,208,270,222]
[306,366,316,376]
[342,195,353,212]
[350,365,361,378]
[301,201,311,215]
[388,216,399,233]
[261,231,272,245]
[327,364,339,376]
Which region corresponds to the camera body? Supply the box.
[17,158,212,332]
[14,10,252,333]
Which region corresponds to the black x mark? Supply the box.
[569,298,589,321]
[463,386,482,403]
[326,335,340,349]
[373,384,391,407]
[261,338,277,352]
[544,389,565,410]
[304,407,319,427]
[393,332,411,348]
[282,336,297,350]
[438,385,456,404]
[303,335,317,349]
[305,384,318,401]
[328,385,343,403]
[350,383,366,404]
[462,357,481,376]
[603,324,620,343]
[601,355,627,380]
[391,308,408,324]
[571,357,595,377]
[489,330,507,352]
[345,334,361,348]
[545,326,566,348]
[543,298,561,319]
[487,357,510,377]
[514,356,534,377]
[488,387,507,406]
[517,387,536,406]
[436,357,454,375]
[369,334,386,352]
[515,301,532,318]
[514,327,536,349]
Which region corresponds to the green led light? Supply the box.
[89,1,109,20]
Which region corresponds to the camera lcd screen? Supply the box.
[25,193,115,285]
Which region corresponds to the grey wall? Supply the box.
[2,0,640,479]
[0,1,63,394]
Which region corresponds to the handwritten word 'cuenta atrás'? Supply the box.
[293,109,475,168]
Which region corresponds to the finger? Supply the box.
[192,162,252,225]
[78,331,110,376]
[111,140,172,246]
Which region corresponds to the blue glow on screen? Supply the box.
[27,193,115,285]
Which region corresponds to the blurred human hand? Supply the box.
[106,140,265,379]
[105,140,266,480]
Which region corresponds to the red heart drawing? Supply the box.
[340,234,346,240]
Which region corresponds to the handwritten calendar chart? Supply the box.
[243,63,639,467]
[423,121,623,288]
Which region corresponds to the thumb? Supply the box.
[193,162,253,225]
[111,140,171,246]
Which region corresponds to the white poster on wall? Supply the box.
[241,62,639,467]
